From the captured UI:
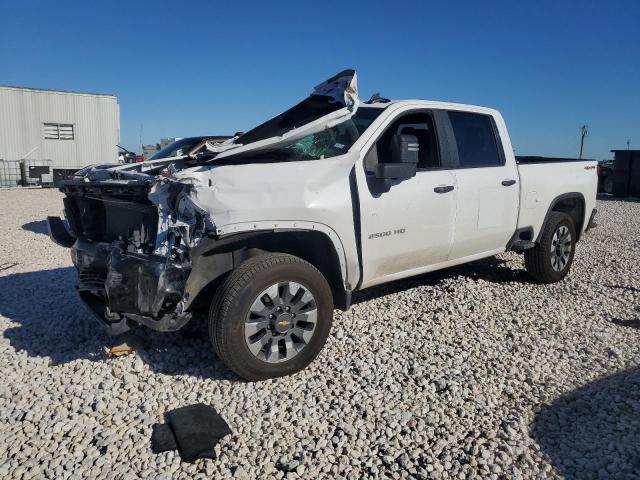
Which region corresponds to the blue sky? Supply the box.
[2,0,638,159]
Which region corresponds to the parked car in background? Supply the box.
[49,70,598,381]
[117,145,143,164]
[148,136,231,161]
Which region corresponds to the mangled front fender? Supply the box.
[147,178,216,256]
[166,152,361,289]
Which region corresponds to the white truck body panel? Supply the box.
[356,167,458,285]
[449,164,519,260]
[172,153,361,287]
[517,161,598,239]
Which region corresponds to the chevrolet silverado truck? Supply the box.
[47,70,598,380]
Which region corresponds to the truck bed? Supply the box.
[516,159,598,240]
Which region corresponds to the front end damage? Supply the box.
[50,174,214,335]
[47,69,361,335]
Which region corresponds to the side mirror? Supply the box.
[374,134,419,180]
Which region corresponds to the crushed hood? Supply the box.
[76,69,360,180]
[204,69,359,160]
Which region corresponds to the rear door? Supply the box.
[355,109,457,287]
[445,111,519,259]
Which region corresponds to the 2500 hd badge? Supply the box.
[368,228,406,240]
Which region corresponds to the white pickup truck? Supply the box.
[48,70,598,380]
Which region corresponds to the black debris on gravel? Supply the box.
[151,403,231,462]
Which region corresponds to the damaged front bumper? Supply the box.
[49,174,213,336]
[71,238,192,336]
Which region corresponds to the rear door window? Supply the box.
[448,111,503,168]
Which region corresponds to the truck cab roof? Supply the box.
[365,99,500,116]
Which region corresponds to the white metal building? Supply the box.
[0,86,120,171]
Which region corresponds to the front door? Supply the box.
[355,110,457,288]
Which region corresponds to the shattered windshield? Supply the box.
[235,107,384,162]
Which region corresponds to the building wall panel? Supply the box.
[0,86,119,170]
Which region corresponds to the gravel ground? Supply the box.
[1,188,639,479]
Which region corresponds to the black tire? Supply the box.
[525,212,576,283]
[209,253,333,381]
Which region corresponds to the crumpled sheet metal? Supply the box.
[148,179,214,255]
[183,153,357,229]
[206,69,360,160]
[311,68,358,110]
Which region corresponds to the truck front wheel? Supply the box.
[208,253,333,381]
[525,212,576,283]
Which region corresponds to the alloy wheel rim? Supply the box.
[244,281,318,363]
[550,225,572,272]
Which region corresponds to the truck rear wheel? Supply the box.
[525,212,576,283]
[209,253,333,381]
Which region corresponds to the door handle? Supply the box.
[501,179,516,186]
[434,185,454,194]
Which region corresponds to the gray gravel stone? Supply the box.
[1,189,639,479]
